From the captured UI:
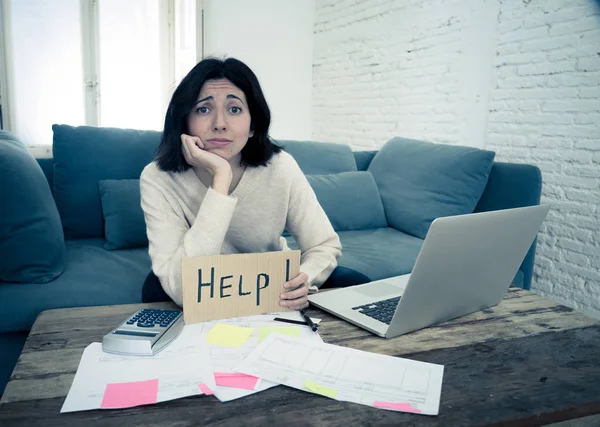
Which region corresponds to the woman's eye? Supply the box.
[196,106,209,114]
[230,106,242,114]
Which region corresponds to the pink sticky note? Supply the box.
[199,383,214,395]
[214,372,259,390]
[101,379,159,409]
[374,401,422,414]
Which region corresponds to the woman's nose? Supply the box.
[213,110,227,131]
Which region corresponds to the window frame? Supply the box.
[0,0,15,133]
[0,0,204,157]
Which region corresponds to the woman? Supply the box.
[140,57,346,310]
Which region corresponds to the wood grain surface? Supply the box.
[1,288,600,427]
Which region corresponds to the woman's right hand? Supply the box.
[181,134,233,194]
[181,134,231,176]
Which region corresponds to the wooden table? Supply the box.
[1,288,600,427]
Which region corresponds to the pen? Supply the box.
[299,309,318,332]
[273,317,309,326]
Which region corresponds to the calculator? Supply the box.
[102,308,184,356]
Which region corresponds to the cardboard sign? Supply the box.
[182,250,300,324]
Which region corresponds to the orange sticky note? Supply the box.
[199,383,214,395]
[373,401,422,413]
[214,372,259,390]
[101,379,158,409]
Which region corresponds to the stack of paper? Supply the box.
[61,325,217,412]
[187,312,324,402]
[61,311,444,416]
[236,333,444,415]
[60,311,321,412]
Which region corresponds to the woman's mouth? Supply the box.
[207,138,232,146]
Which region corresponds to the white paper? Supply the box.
[185,313,322,402]
[236,334,444,415]
[61,326,217,413]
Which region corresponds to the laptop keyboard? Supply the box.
[352,296,401,325]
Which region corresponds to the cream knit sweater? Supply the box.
[140,151,342,306]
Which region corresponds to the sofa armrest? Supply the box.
[475,162,542,290]
[475,162,542,211]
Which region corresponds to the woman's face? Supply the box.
[187,78,253,166]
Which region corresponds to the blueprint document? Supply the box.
[186,312,323,402]
[236,334,444,415]
[61,326,216,413]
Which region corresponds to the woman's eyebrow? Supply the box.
[195,96,213,106]
[227,94,245,104]
[194,94,244,106]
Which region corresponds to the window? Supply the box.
[0,0,201,156]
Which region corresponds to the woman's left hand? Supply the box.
[280,272,309,310]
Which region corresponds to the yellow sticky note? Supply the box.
[258,326,301,343]
[206,323,253,347]
[304,379,338,399]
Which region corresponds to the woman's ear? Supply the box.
[249,123,255,138]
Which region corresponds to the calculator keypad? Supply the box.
[126,309,181,328]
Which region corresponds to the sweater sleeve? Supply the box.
[140,169,237,306]
[284,157,342,287]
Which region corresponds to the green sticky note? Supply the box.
[304,379,338,399]
[258,326,301,343]
[206,323,254,347]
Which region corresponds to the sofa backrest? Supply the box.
[37,157,54,190]
[276,139,357,174]
[353,150,377,171]
[51,125,161,239]
[34,132,542,289]
[36,142,368,188]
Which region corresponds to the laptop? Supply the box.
[308,205,550,338]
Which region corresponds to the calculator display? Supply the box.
[113,330,158,337]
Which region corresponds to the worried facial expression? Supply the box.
[187,78,254,165]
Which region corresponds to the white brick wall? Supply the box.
[313,0,600,318]
[313,0,471,149]
[489,0,600,319]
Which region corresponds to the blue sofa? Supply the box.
[0,125,542,395]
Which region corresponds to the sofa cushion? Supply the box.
[99,179,148,250]
[306,172,387,232]
[336,228,424,281]
[0,239,151,332]
[0,131,65,284]
[52,125,160,239]
[286,227,423,282]
[369,138,495,239]
[278,140,357,174]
